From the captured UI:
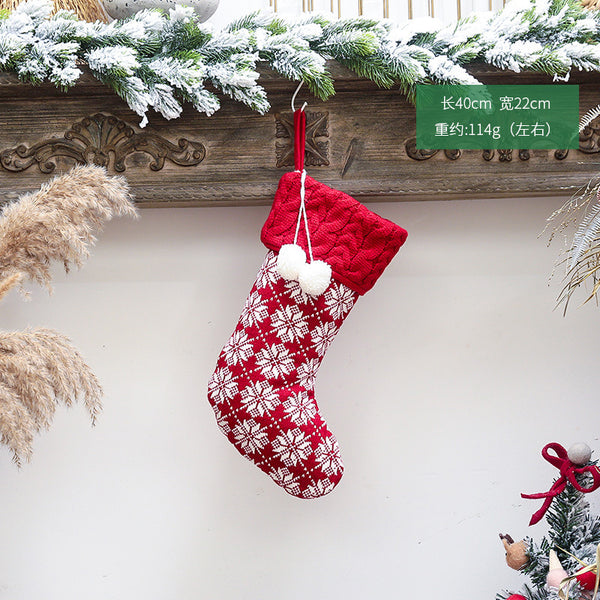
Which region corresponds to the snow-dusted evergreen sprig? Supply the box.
[3,0,600,125]
[0,0,80,89]
[143,54,219,116]
[235,12,334,100]
[498,478,600,600]
[497,583,550,600]
[478,0,600,79]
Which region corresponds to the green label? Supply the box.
[416,85,579,149]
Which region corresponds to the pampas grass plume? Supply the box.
[0,164,137,293]
[0,164,137,464]
[0,0,109,22]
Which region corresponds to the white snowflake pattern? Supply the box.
[303,478,336,499]
[255,344,295,379]
[285,279,315,306]
[310,322,338,357]
[296,358,321,388]
[256,252,278,290]
[269,467,302,497]
[214,410,231,435]
[232,419,269,455]
[314,436,343,476]
[240,290,268,327]
[325,284,355,320]
[239,380,279,417]
[208,367,238,405]
[282,389,317,424]
[271,428,312,466]
[222,329,254,366]
[270,305,309,343]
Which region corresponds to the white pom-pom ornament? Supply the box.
[277,244,306,280]
[568,442,592,466]
[298,260,332,296]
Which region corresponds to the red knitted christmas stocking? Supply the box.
[207,170,407,499]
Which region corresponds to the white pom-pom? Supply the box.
[568,442,592,465]
[298,260,332,297]
[277,244,306,280]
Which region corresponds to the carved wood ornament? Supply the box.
[404,137,573,162]
[275,111,329,168]
[0,113,206,174]
[403,122,600,163]
[0,65,599,206]
[579,121,600,154]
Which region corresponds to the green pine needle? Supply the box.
[303,71,335,100]
[3,0,600,122]
[338,54,395,88]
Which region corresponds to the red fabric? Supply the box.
[208,252,359,499]
[294,109,306,171]
[261,172,408,295]
[521,442,600,526]
[575,571,597,591]
[208,174,407,498]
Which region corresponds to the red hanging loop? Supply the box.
[294,108,306,172]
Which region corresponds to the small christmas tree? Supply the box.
[498,443,600,600]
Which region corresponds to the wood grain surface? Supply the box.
[0,63,598,206]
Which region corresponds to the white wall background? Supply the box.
[0,192,599,600]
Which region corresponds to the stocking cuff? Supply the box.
[261,172,408,295]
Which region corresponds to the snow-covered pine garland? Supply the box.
[1,0,600,126]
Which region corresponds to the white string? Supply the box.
[291,80,308,113]
[291,83,311,261]
[292,170,314,263]
[293,195,303,244]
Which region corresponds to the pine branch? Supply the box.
[523,536,552,590]
[520,479,600,595]
[336,53,395,88]
[4,0,600,121]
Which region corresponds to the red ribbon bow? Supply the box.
[522,442,600,526]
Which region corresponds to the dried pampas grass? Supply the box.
[581,0,600,10]
[0,164,137,464]
[0,163,137,295]
[0,0,109,22]
[0,273,23,303]
[546,176,600,313]
[0,329,102,464]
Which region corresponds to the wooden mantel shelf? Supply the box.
[0,63,599,207]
